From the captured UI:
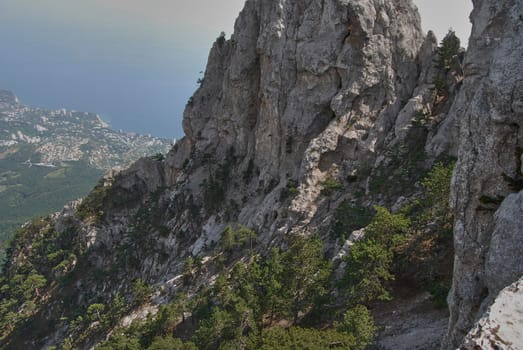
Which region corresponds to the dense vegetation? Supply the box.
[96,235,372,350]
[336,161,455,306]
[0,160,454,349]
[0,216,81,340]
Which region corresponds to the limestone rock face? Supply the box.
[460,277,523,350]
[132,0,450,276]
[41,0,438,275]
[169,0,444,250]
[444,0,523,348]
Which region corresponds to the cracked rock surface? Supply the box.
[444,0,523,348]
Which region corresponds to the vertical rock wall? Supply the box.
[171,0,432,247]
[444,0,523,347]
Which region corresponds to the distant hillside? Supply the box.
[0,90,172,258]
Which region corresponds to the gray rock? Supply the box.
[485,192,523,299]
[443,0,523,348]
[460,277,523,350]
[175,0,431,244]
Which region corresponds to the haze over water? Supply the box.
[0,0,471,139]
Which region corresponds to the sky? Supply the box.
[0,0,472,139]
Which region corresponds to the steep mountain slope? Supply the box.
[173,0,450,248]
[0,90,172,253]
[3,0,518,348]
[443,0,523,348]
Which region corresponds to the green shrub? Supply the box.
[151,153,165,161]
[86,303,106,323]
[148,336,197,350]
[437,30,461,70]
[132,278,153,306]
[248,327,356,350]
[342,207,410,305]
[427,283,450,308]
[335,305,377,350]
[321,176,342,196]
[331,201,372,239]
[76,178,110,222]
[194,309,235,350]
[282,236,332,323]
[279,180,299,201]
[433,30,461,95]
[219,225,257,255]
[97,332,141,350]
[421,162,454,222]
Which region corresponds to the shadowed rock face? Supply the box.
[444,0,523,348]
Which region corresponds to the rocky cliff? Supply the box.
[171,0,446,251]
[443,0,523,348]
[3,0,522,348]
[43,0,446,269]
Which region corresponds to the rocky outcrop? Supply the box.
[80,0,452,284]
[460,277,523,350]
[168,0,451,252]
[444,0,523,348]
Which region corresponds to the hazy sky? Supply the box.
[0,0,472,139]
[415,0,472,44]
